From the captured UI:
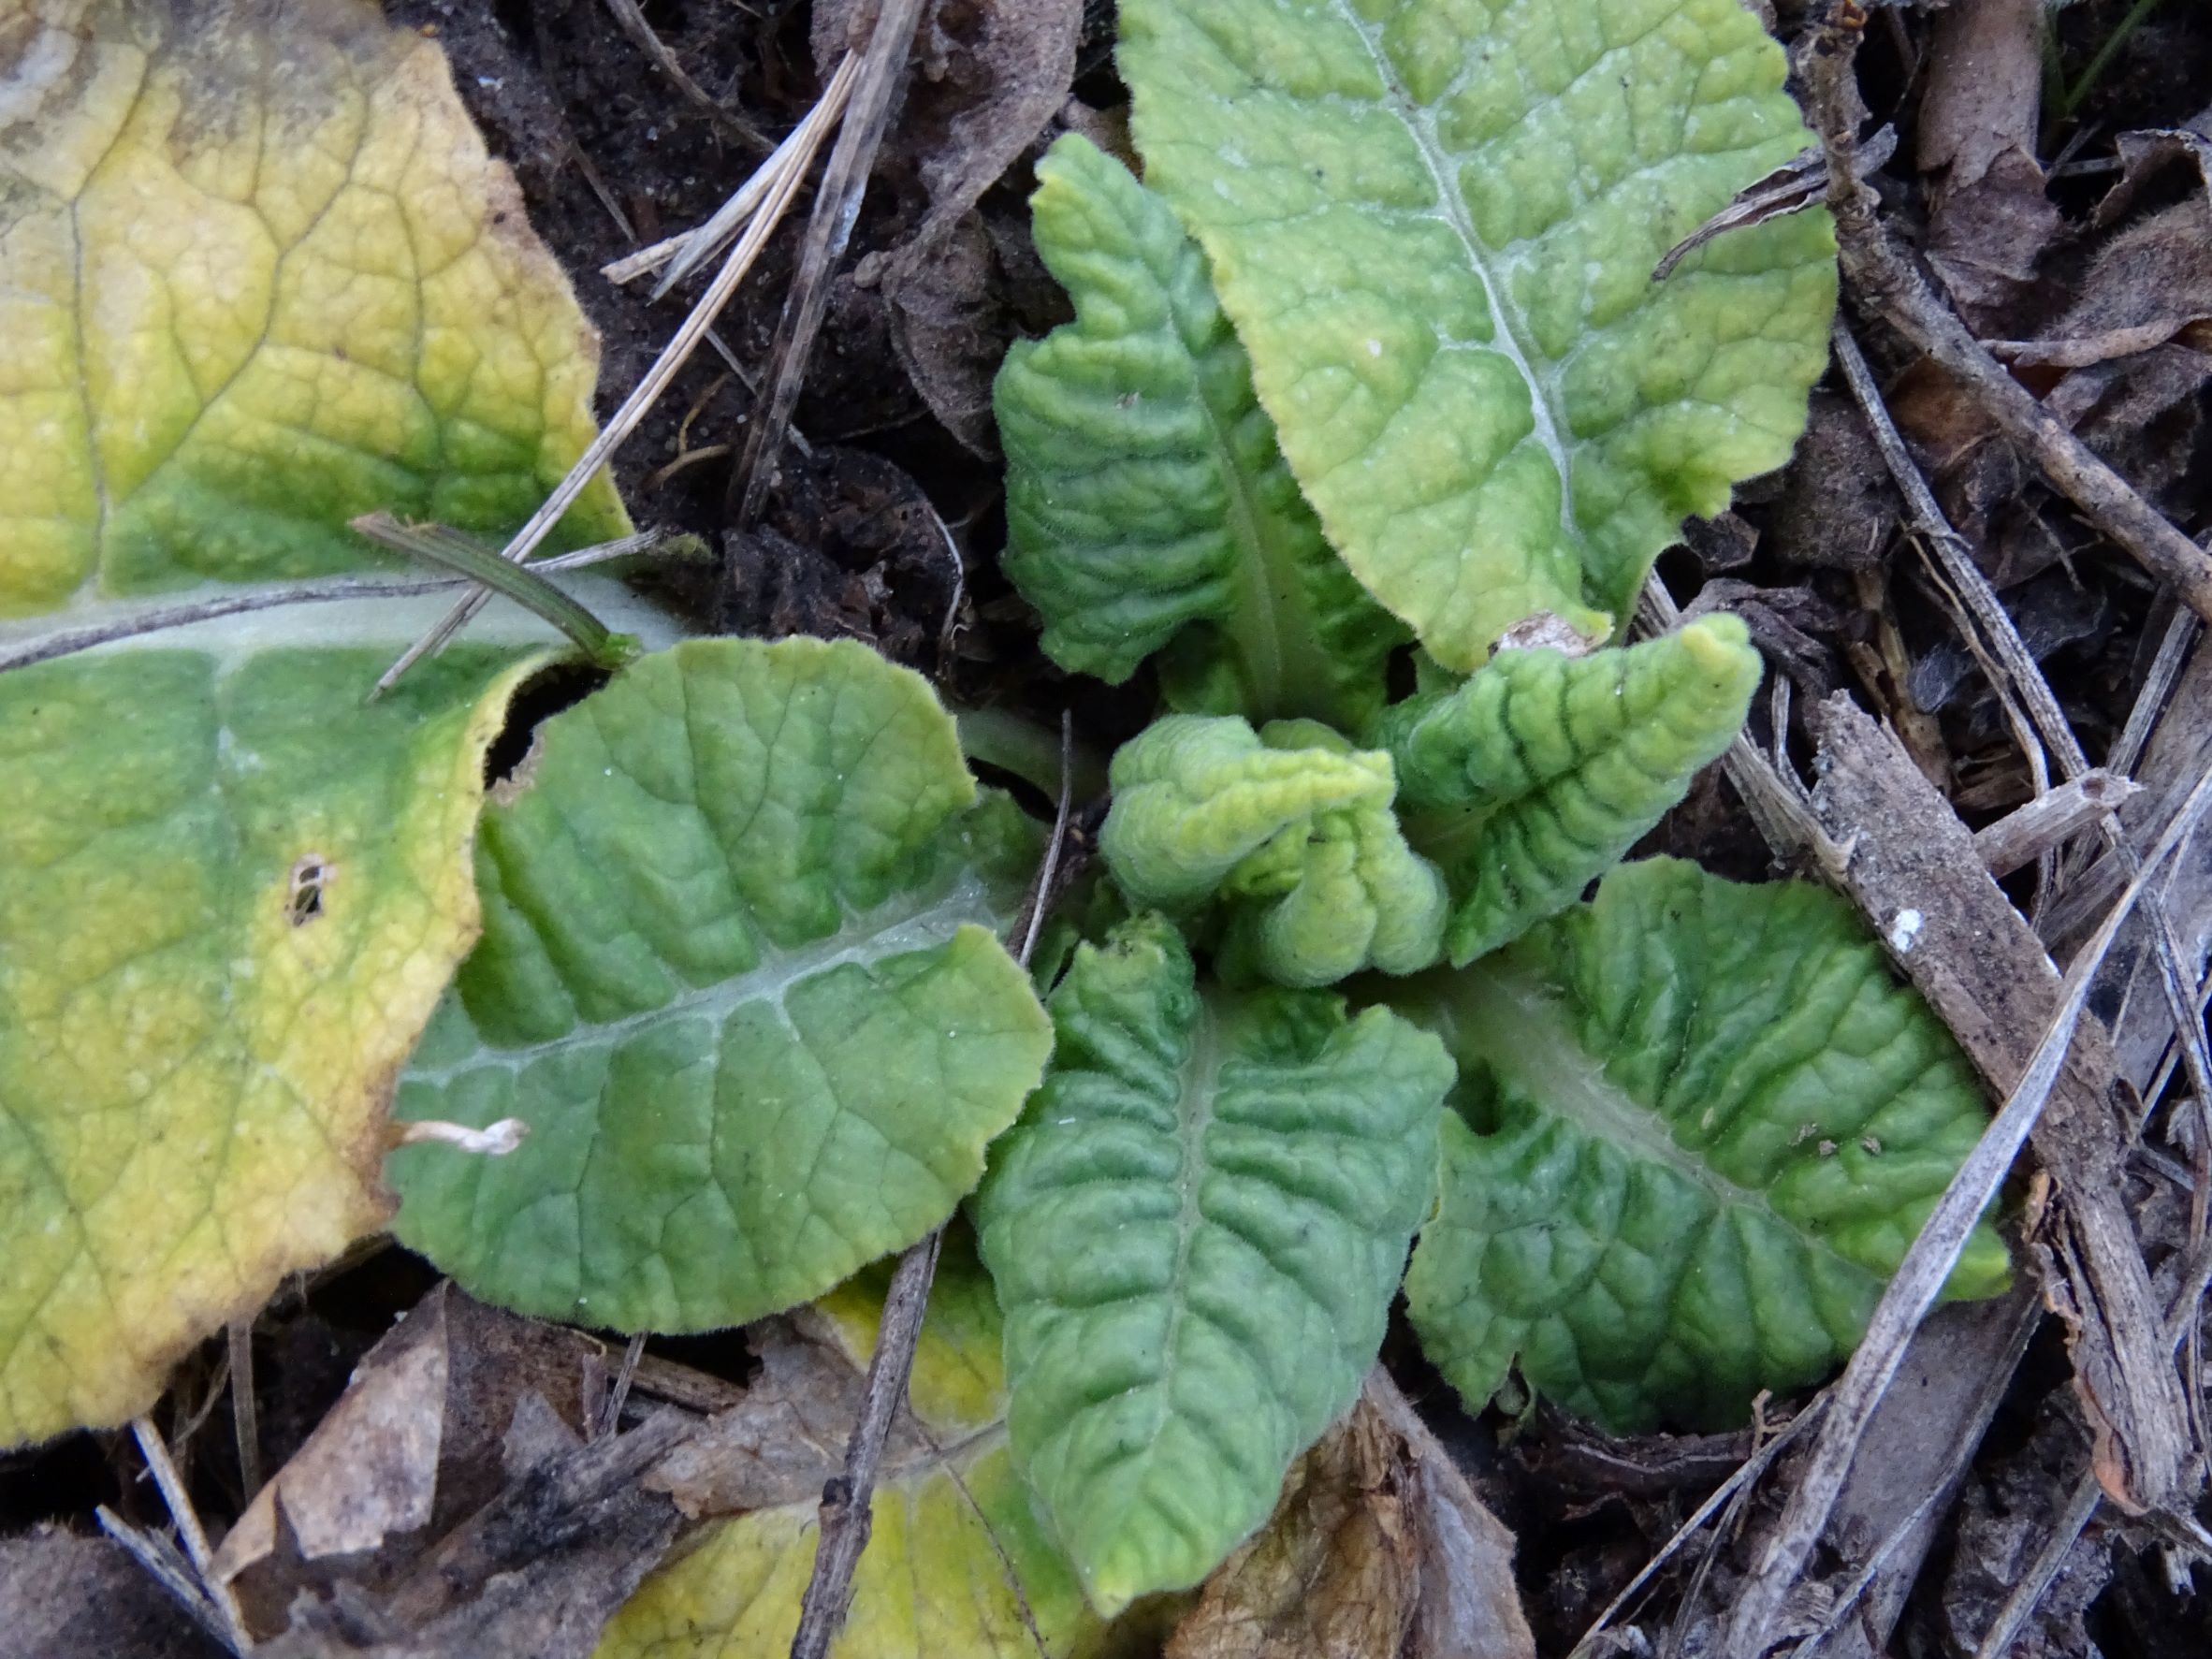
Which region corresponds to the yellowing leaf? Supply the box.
[0,642,546,1443]
[0,0,626,611]
[595,1244,1099,1659]
[0,0,635,1446]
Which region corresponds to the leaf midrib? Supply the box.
[1153,995,1222,1443]
[1333,0,1576,540]
[1445,964,1870,1285]
[1197,321,1338,726]
[405,868,1000,1081]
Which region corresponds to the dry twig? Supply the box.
[599,0,770,151]
[729,0,930,531]
[375,75,840,693]
[1799,8,2212,620]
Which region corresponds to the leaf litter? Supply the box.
[10,1,2212,1657]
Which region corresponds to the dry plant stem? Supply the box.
[1802,19,2212,621]
[597,1332,648,1441]
[1975,771,2141,878]
[787,1228,944,1659]
[1837,291,2212,1357]
[227,1319,260,1502]
[729,0,928,531]
[787,718,1077,1659]
[1720,757,2212,1658]
[603,53,860,294]
[129,1417,255,1652]
[1568,1403,1824,1659]
[376,95,834,696]
[1968,1466,2103,1659]
[0,534,665,677]
[599,0,770,151]
[2108,606,2199,781]
[96,1506,249,1657]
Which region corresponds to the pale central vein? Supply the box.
[1445,967,1871,1288]
[1333,1,1578,539]
[406,870,999,1084]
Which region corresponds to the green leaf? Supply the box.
[1099,715,1447,984]
[592,1239,1099,1659]
[1119,0,1839,668]
[1401,859,2010,1433]
[0,0,632,1445]
[996,133,1404,730]
[388,638,1055,1334]
[974,915,1453,1613]
[1376,616,1762,962]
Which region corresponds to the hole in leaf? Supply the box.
[481,661,612,787]
[1449,1058,1507,1136]
[286,855,331,925]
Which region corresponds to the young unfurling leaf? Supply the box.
[1375,617,1763,962]
[1099,715,1446,985]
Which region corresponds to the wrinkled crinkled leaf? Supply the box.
[1401,859,2010,1432]
[975,915,1452,1613]
[1376,617,1761,962]
[593,1242,1098,1659]
[1099,716,1445,984]
[997,133,1401,730]
[0,0,630,1446]
[389,638,1055,1334]
[1119,0,1837,668]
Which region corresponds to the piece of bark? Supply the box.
[1808,694,2193,1514]
[1794,1288,2042,1659]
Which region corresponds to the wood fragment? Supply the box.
[1975,772,2143,877]
[1718,696,2212,1657]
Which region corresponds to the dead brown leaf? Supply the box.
[192,1281,701,1656]
[813,0,1083,450]
[1917,0,2061,332]
[1165,1374,1534,1659]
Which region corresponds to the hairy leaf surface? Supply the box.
[1402,859,2009,1432]
[1100,716,1446,984]
[0,0,629,1445]
[975,915,1452,1612]
[593,1243,1097,1659]
[1119,0,1838,667]
[389,639,1055,1333]
[997,134,1402,729]
[1376,617,1760,961]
